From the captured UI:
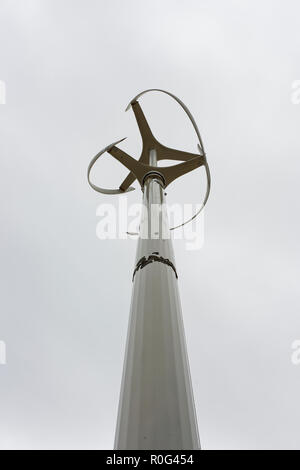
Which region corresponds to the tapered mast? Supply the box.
[87,90,211,450]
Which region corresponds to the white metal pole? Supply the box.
[114,149,200,450]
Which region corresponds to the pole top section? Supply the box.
[87,89,211,230]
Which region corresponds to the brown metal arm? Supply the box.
[119,101,202,192]
[108,144,205,189]
[87,89,211,230]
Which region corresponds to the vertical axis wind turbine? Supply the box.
[87,89,211,450]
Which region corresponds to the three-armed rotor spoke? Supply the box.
[87,89,211,230]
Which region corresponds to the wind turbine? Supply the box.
[87,89,211,450]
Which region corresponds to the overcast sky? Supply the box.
[0,0,300,450]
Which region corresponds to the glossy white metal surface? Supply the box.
[114,151,200,450]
